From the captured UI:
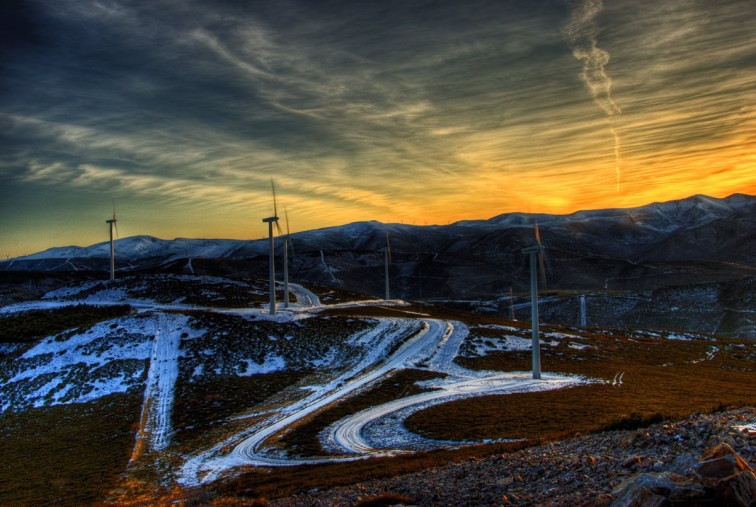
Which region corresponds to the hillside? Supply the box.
[1,274,754,505]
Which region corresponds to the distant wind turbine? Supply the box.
[262,180,281,315]
[522,221,547,379]
[580,295,587,327]
[105,202,118,282]
[381,232,391,300]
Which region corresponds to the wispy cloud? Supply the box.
[0,0,754,256]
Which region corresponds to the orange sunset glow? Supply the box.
[1,0,754,258]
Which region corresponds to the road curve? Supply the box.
[232,319,448,466]
[327,372,582,456]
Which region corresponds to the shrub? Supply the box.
[599,411,669,432]
[0,304,132,344]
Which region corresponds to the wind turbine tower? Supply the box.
[580,295,587,327]
[283,209,291,309]
[105,204,118,282]
[263,180,281,315]
[381,232,391,300]
[522,222,546,380]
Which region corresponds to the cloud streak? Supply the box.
[563,0,623,191]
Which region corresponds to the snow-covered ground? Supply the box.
[1,276,596,487]
[132,313,187,455]
[0,314,159,412]
[178,319,589,485]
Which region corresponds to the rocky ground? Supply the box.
[270,406,756,506]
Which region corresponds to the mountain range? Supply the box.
[3,193,755,338]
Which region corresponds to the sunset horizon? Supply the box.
[2,0,754,259]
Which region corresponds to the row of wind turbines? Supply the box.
[262,180,394,317]
[104,185,547,379]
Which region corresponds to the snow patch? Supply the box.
[240,354,287,376]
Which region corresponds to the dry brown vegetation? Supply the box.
[211,440,528,502]
[173,370,313,448]
[57,275,269,307]
[405,326,756,442]
[0,304,132,345]
[0,391,142,506]
[2,291,754,505]
[210,310,756,503]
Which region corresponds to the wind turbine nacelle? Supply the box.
[522,246,542,254]
[263,216,279,223]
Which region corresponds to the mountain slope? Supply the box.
[2,194,755,313]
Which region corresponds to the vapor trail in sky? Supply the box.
[563,0,623,191]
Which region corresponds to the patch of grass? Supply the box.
[64,275,268,308]
[179,312,371,376]
[303,282,377,304]
[0,304,132,344]
[599,411,670,432]
[212,440,528,501]
[405,331,756,442]
[173,370,313,447]
[0,391,142,506]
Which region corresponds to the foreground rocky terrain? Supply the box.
[271,406,756,506]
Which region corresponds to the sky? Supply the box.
[1,0,754,258]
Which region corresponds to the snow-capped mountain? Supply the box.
[16,236,250,262]
[3,194,755,303]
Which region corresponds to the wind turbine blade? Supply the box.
[534,220,542,247]
[285,208,290,236]
[386,232,391,262]
[538,252,547,288]
[270,178,278,218]
[275,218,282,235]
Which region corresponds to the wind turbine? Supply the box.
[579,295,587,327]
[522,221,547,379]
[283,208,291,309]
[262,180,281,315]
[105,202,118,282]
[381,232,391,300]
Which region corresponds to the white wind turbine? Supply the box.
[262,180,281,315]
[283,208,292,309]
[522,221,547,380]
[579,295,587,327]
[381,232,391,300]
[105,202,118,282]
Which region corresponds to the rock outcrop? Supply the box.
[611,442,756,506]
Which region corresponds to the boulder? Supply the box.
[693,441,756,506]
[666,453,696,475]
[608,442,756,506]
[610,472,685,507]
